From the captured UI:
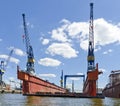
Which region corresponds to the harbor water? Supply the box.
[0,94,120,106]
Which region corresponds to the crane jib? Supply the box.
[22,13,35,74]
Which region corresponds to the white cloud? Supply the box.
[69,78,80,80]
[8,47,26,56]
[103,49,113,55]
[79,18,120,50]
[42,39,49,45]
[38,57,61,67]
[14,48,26,56]
[46,43,78,58]
[79,40,88,51]
[50,18,120,52]
[38,74,56,78]
[0,54,8,59]
[51,29,70,42]
[67,18,120,51]
[94,18,120,46]
[77,73,84,75]
[51,19,71,43]
[0,54,20,64]
[60,19,71,24]
[99,68,106,73]
[67,22,89,38]
[10,57,20,64]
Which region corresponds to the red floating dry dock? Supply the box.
[18,14,67,95]
[17,3,104,98]
[17,66,67,95]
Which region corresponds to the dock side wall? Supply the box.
[18,70,66,94]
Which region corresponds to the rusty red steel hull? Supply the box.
[83,63,102,96]
[102,83,120,98]
[102,70,120,98]
[17,67,67,94]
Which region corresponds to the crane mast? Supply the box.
[87,3,95,71]
[22,14,35,74]
[83,3,102,96]
[60,70,63,88]
[0,49,14,85]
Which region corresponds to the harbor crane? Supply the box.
[83,3,102,96]
[87,3,95,71]
[0,49,14,85]
[60,70,63,88]
[22,14,35,74]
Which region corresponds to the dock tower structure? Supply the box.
[83,3,102,96]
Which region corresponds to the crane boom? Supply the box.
[5,49,14,67]
[0,49,14,84]
[22,14,31,54]
[22,14,35,74]
[87,3,95,71]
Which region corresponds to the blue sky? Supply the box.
[0,0,120,91]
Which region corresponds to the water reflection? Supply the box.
[26,96,120,106]
[25,96,83,106]
[102,97,120,106]
[0,94,26,106]
[25,96,61,106]
[91,99,104,106]
[113,98,120,106]
[26,96,44,106]
[1,94,120,106]
[27,96,39,104]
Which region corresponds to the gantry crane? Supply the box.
[0,49,14,85]
[22,14,35,74]
[83,3,102,96]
